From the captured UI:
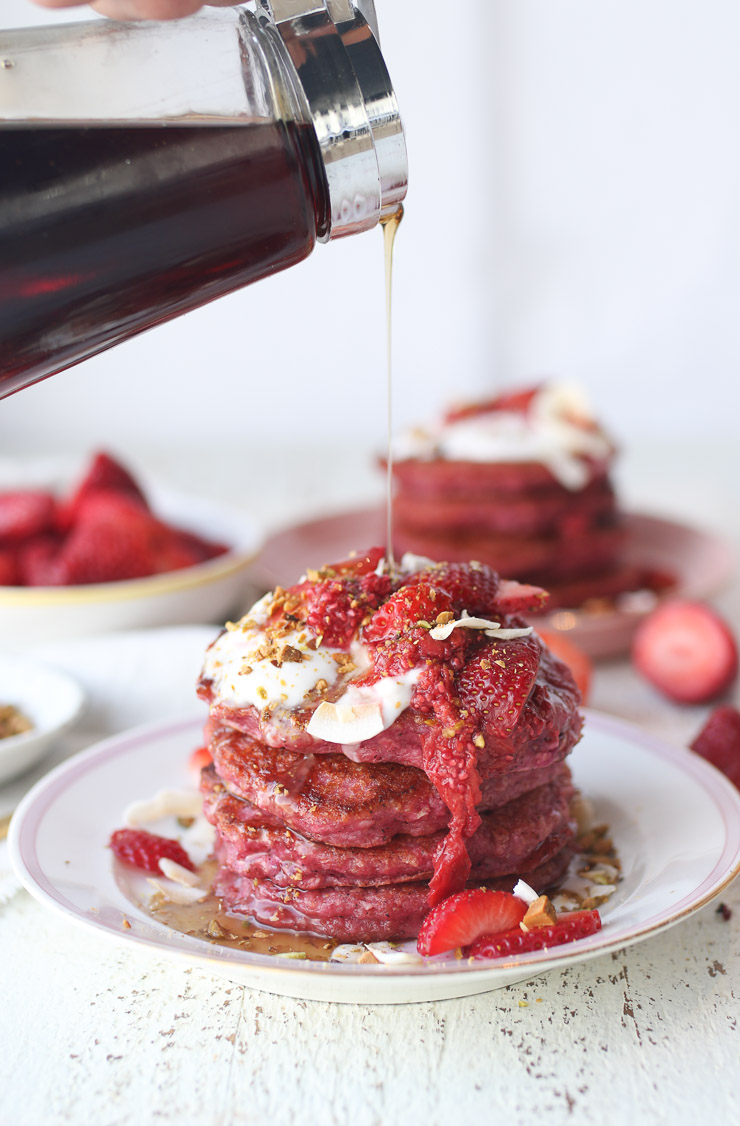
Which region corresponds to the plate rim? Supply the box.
[9,709,740,987]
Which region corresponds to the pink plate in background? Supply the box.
[254,509,735,659]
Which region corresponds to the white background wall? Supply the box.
[2,0,739,458]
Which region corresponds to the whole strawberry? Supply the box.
[109,828,194,874]
[632,600,738,704]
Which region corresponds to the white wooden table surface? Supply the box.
[1,438,739,1126]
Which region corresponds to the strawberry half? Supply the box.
[690,706,740,790]
[0,547,20,586]
[467,909,602,959]
[457,634,541,737]
[363,581,453,643]
[494,579,549,615]
[56,492,159,584]
[409,561,500,617]
[323,546,386,577]
[632,600,738,704]
[0,490,56,542]
[417,889,527,956]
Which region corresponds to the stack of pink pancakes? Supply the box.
[197,552,583,943]
[390,383,647,610]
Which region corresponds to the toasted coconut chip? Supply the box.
[330,944,367,964]
[158,858,201,887]
[307,699,385,743]
[146,877,207,905]
[429,612,533,642]
[365,941,425,966]
[124,789,202,827]
[513,879,540,905]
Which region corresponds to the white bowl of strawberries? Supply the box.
[0,452,262,646]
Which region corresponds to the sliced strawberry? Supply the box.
[56,491,159,584]
[410,561,500,617]
[632,600,738,703]
[417,889,527,956]
[166,529,228,565]
[59,451,148,530]
[457,633,541,737]
[323,546,386,577]
[690,706,740,790]
[73,450,147,507]
[493,579,549,615]
[537,627,592,703]
[467,908,602,959]
[363,581,453,643]
[109,828,194,874]
[0,490,56,542]
[0,547,20,586]
[17,535,65,586]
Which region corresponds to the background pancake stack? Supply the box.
[390,383,651,610]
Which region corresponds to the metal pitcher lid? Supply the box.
[257,0,408,240]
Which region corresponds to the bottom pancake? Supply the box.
[213,844,574,942]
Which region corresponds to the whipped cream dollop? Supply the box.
[392,382,612,490]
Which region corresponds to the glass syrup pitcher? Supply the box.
[0,1,407,397]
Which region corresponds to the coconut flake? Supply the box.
[513,879,540,905]
[365,941,425,966]
[398,552,437,574]
[307,699,385,743]
[146,877,207,905]
[330,944,367,964]
[429,612,533,642]
[124,789,203,827]
[158,858,201,887]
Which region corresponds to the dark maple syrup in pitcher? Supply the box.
[0,119,330,396]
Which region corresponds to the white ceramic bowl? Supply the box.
[0,474,263,647]
[0,653,85,784]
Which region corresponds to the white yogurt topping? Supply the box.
[392,381,612,490]
[202,614,368,711]
[202,595,422,741]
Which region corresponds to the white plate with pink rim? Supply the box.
[9,710,740,1005]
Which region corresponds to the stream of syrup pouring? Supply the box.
[380,204,404,575]
[143,212,407,960]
